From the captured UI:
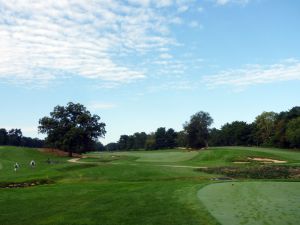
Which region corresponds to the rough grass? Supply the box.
[198,165,300,179]
[198,182,300,225]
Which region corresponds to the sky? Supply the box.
[0,0,299,144]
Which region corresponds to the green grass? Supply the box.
[86,149,199,163]
[0,182,217,225]
[0,146,69,183]
[1,146,300,225]
[198,181,300,225]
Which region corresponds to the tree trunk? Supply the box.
[68,149,72,157]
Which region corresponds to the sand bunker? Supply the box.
[248,157,287,163]
[233,157,287,164]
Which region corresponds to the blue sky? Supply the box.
[0,0,299,144]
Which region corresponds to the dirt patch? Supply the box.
[39,148,82,158]
[248,157,287,163]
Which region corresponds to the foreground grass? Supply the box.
[1,146,300,225]
[198,181,300,225]
[0,146,217,225]
[0,181,217,225]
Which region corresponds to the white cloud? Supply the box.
[155,0,173,8]
[0,0,189,87]
[215,0,250,5]
[177,5,189,13]
[170,17,183,25]
[128,0,151,7]
[188,21,200,28]
[203,59,300,90]
[160,53,173,59]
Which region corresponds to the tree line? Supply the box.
[0,128,44,148]
[105,106,300,151]
[105,111,214,151]
[209,106,300,148]
[105,128,178,151]
[1,103,298,156]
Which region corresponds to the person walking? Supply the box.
[14,162,20,172]
[30,160,36,168]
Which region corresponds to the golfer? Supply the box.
[14,162,20,172]
[30,160,36,168]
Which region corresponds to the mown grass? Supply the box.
[85,149,198,163]
[0,181,218,225]
[198,181,300,225]
[0,146,299,225]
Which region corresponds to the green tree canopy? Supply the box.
[254,111,277,145]
[8,129,22,146]
[0,128,8,145]
[38,102,106,156]
[286,117,300,148]
[184,111,213,149]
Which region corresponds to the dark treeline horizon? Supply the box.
[104,106,300,151]
[0,128,44,148]
[1,106,299,152]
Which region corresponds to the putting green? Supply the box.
[198,182,300,225]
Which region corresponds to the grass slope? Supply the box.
[0,146,68,183]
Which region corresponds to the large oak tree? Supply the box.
[38,102,106,156]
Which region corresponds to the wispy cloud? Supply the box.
[0,0,196,87]
[159,53,173,59]
[203,58,300,90]
[188,21,202,28]
[177,5,189,13]
[214,0,250,5]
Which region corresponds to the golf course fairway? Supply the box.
[198,182,300,225]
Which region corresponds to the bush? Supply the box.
[198,165,296,179]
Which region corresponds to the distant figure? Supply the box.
[14,162,20,172]
[30,160,36,168]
